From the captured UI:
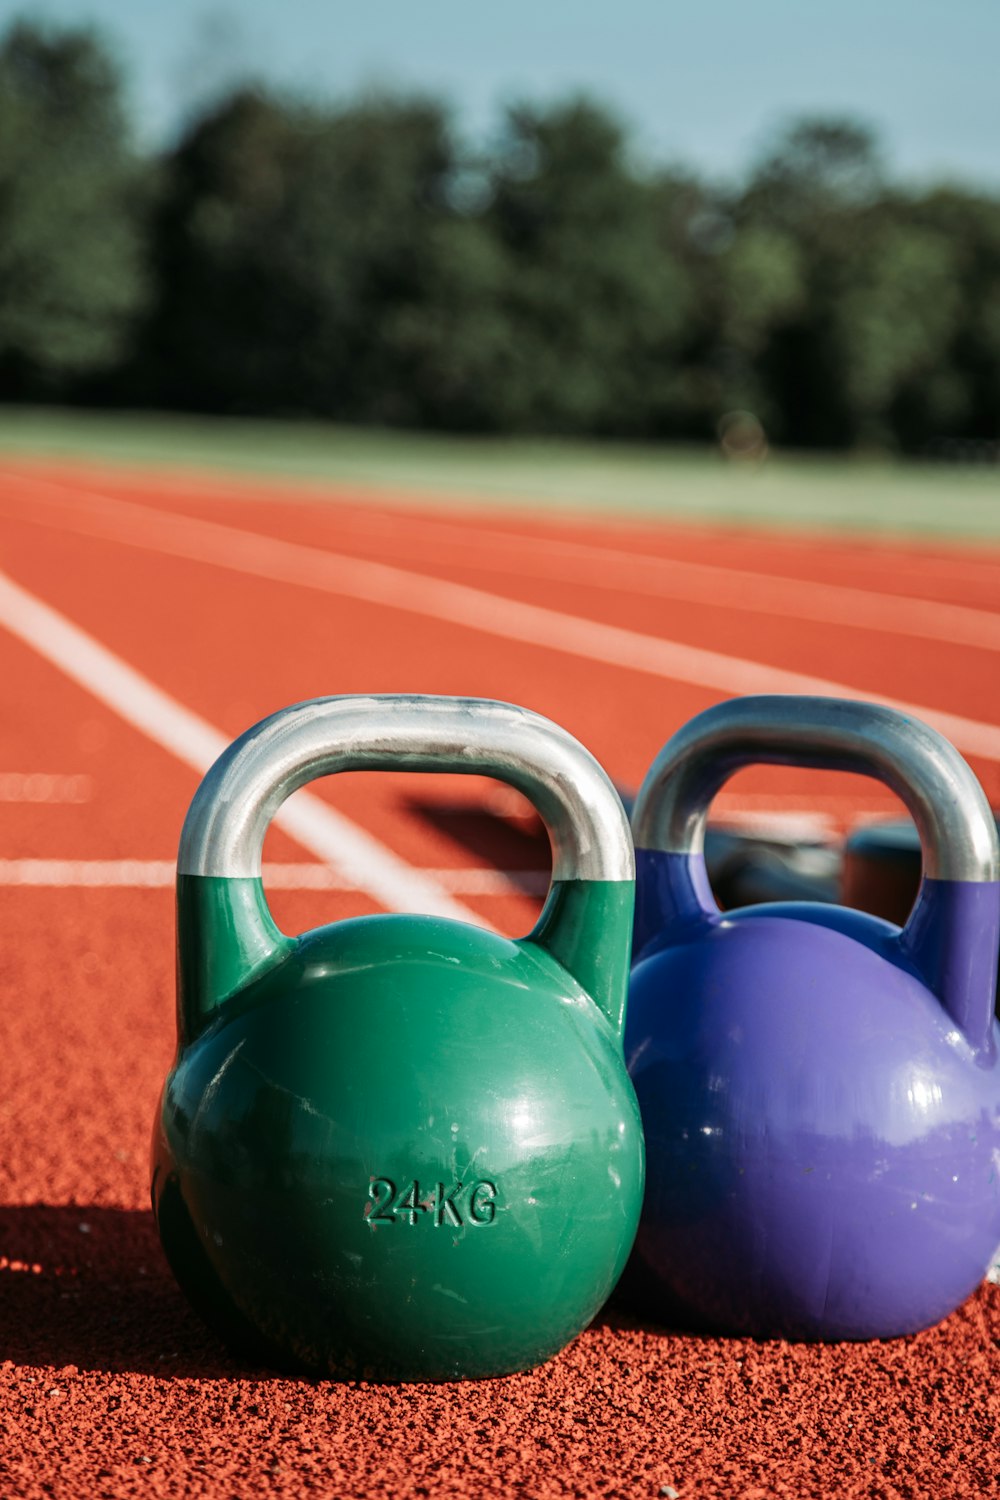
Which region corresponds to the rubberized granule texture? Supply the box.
[1,890,999,1499]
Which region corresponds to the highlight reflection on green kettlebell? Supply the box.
[152,695,644,1380]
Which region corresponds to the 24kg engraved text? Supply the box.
[365,1177,498,1228]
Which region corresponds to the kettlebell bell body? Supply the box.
[626,696,1000,1340]
[153,696,643,1380]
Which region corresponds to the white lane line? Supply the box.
[0,569,487,925]
[379,510,1000,603]
[4,479,998,763]
[190,491,999,652]
[7,467,1000,649]
[21,460,1000,592]
[367,520,1000,653]
[0,859,549,895]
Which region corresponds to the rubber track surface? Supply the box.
[1,459,999,1499]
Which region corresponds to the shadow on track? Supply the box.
[0,1203,698,1380]
[0,1203,251,1378]
[404,793,549,891]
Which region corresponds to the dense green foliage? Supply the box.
[2,19,999,451]
[0,22,148,397]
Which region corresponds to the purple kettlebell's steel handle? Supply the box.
[632,696,1000,1050]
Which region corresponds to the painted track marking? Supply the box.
[5,468,1000,649]
[3,478,998,762]
[0,859,550,895]
[22,461,1000,592]
[0,771,92,803]
[222,498,1000,652]
[0,568,489,925]
[425,528,1000,652]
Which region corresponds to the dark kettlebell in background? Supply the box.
[626,695,1000,1341]
[152,695,643,1381]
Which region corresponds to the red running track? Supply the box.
[1,458,999,1499]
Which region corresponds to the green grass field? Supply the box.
[1,406,998,538]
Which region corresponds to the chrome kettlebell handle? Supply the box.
[632,695,999,1053]
[176,696,636,1041]
[633,696,998,883]
[179,694,633,883]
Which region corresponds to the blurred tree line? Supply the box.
[2,18,999,451]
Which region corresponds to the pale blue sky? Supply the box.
[8,0,1000,187]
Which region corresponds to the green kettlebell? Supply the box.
[152,695,643,1381]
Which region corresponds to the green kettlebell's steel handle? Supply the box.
[177,695,635,1040]
[633,695,1000,1047]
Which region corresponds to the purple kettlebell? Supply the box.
[626,695,1000,1340]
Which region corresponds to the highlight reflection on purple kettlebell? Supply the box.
[626,695,1000,1340]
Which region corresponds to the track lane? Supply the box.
[0,500,923,818]
[5,464,998,693]
[0,459,995,888]
[9,464,1000,661]
[2,457,999,1500]
[9,455,1000,607]
[0,473,996,797]
[0,521,557,931]
[0,627,207,862]
[0,565,538,934]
